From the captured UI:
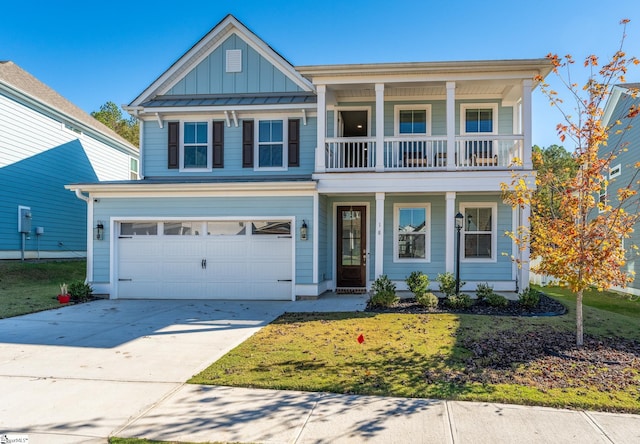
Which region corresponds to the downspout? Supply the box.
[72,188,94,284]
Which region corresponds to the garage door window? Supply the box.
[207,221,246,236]
[164,222,201,235]
[252,221,291,235]
[120,222,158,236]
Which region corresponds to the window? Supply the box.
[396,107,430,135]
[120,222,158,236]
[461,204,497,261]
[461,104,498,135]
[207,221,246,236]
[164,222,200,235]
[252,221,291,235]
[394,204,430,262]
[257,120,284,168]
[183,122,209,169]
[130,157,139,180]
[610,164,621,179]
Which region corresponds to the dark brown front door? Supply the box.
[337,206,366,288]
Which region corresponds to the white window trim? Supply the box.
[393,203,431,263]
[460,103,499,135]
[394,104,432,136]
[179,121,212,172]
[130,156,139,180]
[610,163,622,179]
[254,118,289,171]
[460,202,498,263]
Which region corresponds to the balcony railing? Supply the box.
[324,135,524,172]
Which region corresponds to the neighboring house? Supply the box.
[0,61,139,260]
[67,14,551,300]
[601,83,640,296]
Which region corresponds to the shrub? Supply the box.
[416,292,439,310]
[485,292,509,308]
[406,271,429,297]
[369,275,399,307]
[445,293,472,309]
[437,272,464,297]
[475,282,494,303]
[519,287,541,309]
[68,280,93,303]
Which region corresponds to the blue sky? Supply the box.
[2,0,638,148]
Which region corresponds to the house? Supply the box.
[66,14,551,300]
[0,61,139,260]
[601,83,640,296]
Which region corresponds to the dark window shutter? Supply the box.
[167,122,179,169]
[212,120,224,168]
[242,120,254,168]
[288,119,300,167]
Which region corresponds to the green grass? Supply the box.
[109,438,237,444]
[190,289,640,413]
[534,285,640,319]
[0,260,86,318]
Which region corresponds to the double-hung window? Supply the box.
[461,203,496,261]
[182,122,210,170]
[258,120,284,169]
[460,104,498,164]
[394,204,430,262]
[395,106,431,167]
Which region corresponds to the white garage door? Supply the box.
[116,220,293,300]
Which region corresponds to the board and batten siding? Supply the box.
[141,118,316,177]
[166,34,303,96]
[0,92,135,257]
[91,195,314,284]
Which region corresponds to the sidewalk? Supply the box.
[117,385,640,443]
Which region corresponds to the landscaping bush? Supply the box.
[369,275,399,307]
[406,271,429,297]
[437,272,464,297]
[68,280,93,303]
[475,282,494,303]
[485,292,509,308]
[519,287,541,309]
[445,293,472,309]
[416,292,439,310]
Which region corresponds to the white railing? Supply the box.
[454,135,524,169]
[384,137,447,170]
[325,137,375,171]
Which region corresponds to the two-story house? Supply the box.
[601,83,640,296]
[67,15,551,300]
[1,61,139,260]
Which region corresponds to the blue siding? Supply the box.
[167,34,303,95]
[0,140,98,254]
[92,195,313,283]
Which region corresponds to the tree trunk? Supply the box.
[576,289,584,346]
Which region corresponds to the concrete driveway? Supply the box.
[0,297,355,443]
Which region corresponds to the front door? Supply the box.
[337,206,366,288]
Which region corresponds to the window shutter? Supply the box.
[242,120,254,168]
[288,119,300,167]
[167,122,179,169]
[212,120,224,168]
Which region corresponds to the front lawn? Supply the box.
[0,260,86,318]
[190,290,640,413]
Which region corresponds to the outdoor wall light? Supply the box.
[300,220,308,241]
[95,222,104,241]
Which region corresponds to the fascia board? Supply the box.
[65,181,317,195]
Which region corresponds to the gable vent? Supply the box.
[226,49,242,73]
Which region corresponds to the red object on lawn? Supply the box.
[357,334,365,344]
[58,294,70,304]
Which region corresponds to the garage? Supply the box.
[115,219,293,300]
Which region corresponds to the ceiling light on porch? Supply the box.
[356,124,363,129]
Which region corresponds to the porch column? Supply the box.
[375,192,385,278]
[522,79,533,170]
[519,204,531,290]
[316,85,327,173]
[375,83,385,172]
[446,82,456,171]
[445,192,456,273]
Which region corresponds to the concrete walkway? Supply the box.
[0,295,638,443]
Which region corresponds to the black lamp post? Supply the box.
[455,212,464,295]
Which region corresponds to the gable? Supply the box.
[166,33,303,95]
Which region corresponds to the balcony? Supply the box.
[323,135,524,172]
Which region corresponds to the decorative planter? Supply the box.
[58,294,70,304]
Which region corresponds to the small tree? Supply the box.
[502,19,640,346]
[91,101,139,147]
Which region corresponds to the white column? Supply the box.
[520,204,531,290]
[522,79,533,170]
[375,192,385,278]
[445,192,456,273]
[316,85,327,173]
[446,82,456,171]
[375,83,385,172]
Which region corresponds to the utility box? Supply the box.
[36,226,44,235]
[18,206,32,233]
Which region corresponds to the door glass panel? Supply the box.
[120,222,157,236]
[341,239,361,265]
[207,221,246,236]
[341,210,362,266]
[252,221,291,235]
[164,222,200,235]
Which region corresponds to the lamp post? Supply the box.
[455,212,464,295]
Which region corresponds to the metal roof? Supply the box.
[140,92,316,108]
